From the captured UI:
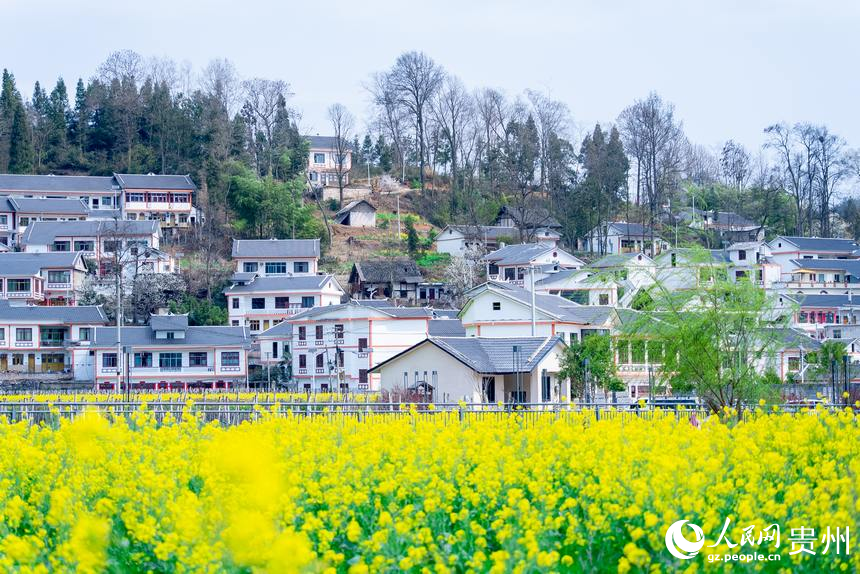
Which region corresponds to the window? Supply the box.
[0,327,5,341]
[150,192,168,203]
[102,196,113,207]
[52,241,71,252]
[7,279,30,293]
[316,354,324,368]
[492,301,501,311]
[189,352,208,366]
[103,240,121,253]
[249,320,260,331]
[251,298,265,309]
[218,352,239,367]
[833,329,842,339]
[18,217,30,226]
[179,214,188,223]
[271,341,278,359]
[15,328,32,342]
[359,369,368,386]
[166,332,176,340]
[334,324,344,339]
[231,320,239,326]
[294,261,309,273]
[102,353,117,368]
[232,298,239,309]
[309,172,318,182]
[358,338,368,352]
[299,355,307,368]
[243,262,258,273]
[541,370,551,402]
[315,325,324,340]
[74,240,94,251]
[12,354,22,366]
[336,349,344,367]
[598,294,610,305]
[313,152,325,164]
[275,297,290,309]
[159,353,182,369]
[301,296,314,308]
[0,215,6,225]
[127,192,145,202]
[265,262,287,275]
[48,271,70,284]
[483,376,495,402]
[78,327,91,341]
[133,352,153,367]
[171,193,189,203]
[298,326,306,341]
[40,328,66,345]
[738,250,747,261]
[787,356,800,372]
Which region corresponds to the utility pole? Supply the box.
[396,195,402,239]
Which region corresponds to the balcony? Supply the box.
[246,304,311,317]
[39,339,68,348]
[128,366,215,374]
[7,291,36,299]
[46,282,72,290]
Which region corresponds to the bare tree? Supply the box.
[328,103,354,208]
[369,72,409,181]
[813,126,850,236]
[386,51,445,194]
[431,76,473,213]
[241,78,292,176]
[201,58,240,115]
[684,142,720,186]
[98,50,144,85]
[526,89,569,196]
[720,140,751,192]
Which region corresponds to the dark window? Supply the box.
[359,369,368,386]
[159,353,182,368]
[133,352,152,367]
[102,353,117,368]
[492,301,501,311]
[251,298,265,309]
[265,262,287,274]
[189,352,208,366]
[738,250,746,261]
[358,338,368,352]
[221,352,240,366]
[298,326,306,341]
[232,298,239,309]
[316,354,324,368]
[294,261,309,273]
[243,262,258,273]
[299,355,307,368]
[301,296,314,308]
[275,296,290,309]
[272,341,278,359]
[334,324,344,338]
[315,325,324,340]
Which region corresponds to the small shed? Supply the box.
[335,199,377,227]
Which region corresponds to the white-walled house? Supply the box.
[483,243,584,290]
[580,222,669,256]
[588,253,656,289]
[775,259,860,294]
[767,236,860,276]
[281,301,460,392]
[92,314,250,390]
[307,135,352,187]
[225,274,345,334]
[335,200,376,227]
[0,252,89,306]
[535,268,621,306]
[231,239,320,276]
[435,225,522,258]
[0,301,108,380]
[370,335,569,404]
[460,282,616,344]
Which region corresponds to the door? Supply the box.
[0,355,6,371]
[27,354,35,373]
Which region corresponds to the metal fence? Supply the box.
[0,400,847,427]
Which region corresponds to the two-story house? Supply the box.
[225,274,345,334]
[348,258,425,303]
[231,239,320,276]
[767,236,860,278]
[0,252,89,306]
[482,243,584,290]
[0,300,108,378]
[114,173,198,232]
[776,259,860,294]
[93,314,250,390]
[274,301,463,392]
[0,196,92,247]
[21,220,172,277]
[0,174,121,213]
[580,221,669,256]
[307,136,351,187]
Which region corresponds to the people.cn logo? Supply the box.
[665,520,705,559]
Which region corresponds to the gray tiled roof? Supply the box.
[784,294,860,308]
[443,225,522,241]
[306,135,339,150]
[428,319,466,336]
[497,206,562,229]
[479,282,615,325]
[590,252,652,268]
[335,200,376,219]
[775,236,860,253]
[258,320,293,338]
[288,300,434,321]
[150,314,189,331]
[351,258,424,284]
[0,252,83,276]
[535,268,583,286]
[788,259,860,275]
[0,301,107,323]
[224,274,341,294]
[482,243,556,266]
[231,239,321,258]
[113,173,197,190]
[605,222,656,237]
[0,196,89,214]
[0,174,116,193]
[376,336,563,374]
[94,325,249,347]
[21,220,159,245]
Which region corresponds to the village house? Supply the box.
[482,243,584,290]
[494,206,562,232]
[779,293,860,341]
[275,300,462,392]
[460,282,616,344]
[334,200,376,227]
[0,196,91,247]
[370,335,568,404]
[435,225,521,258]
[231,239,320,276]
[307,135,351,187]
[21,220,173,277]
[0,173,199,233]
[580,221,669,256]
[224,274,344,334]
[114,173,199,232]
[774,258,860,294]
[534,269,622,306]
[0,252,89,306]
[767,236,860,275]
[92,314,250,390]
[348,258,425,303]
[0,300,108,379]
[677,208,765,243]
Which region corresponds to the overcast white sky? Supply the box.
[3,0,859,152]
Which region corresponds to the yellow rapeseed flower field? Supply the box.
[0,407,857,572]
